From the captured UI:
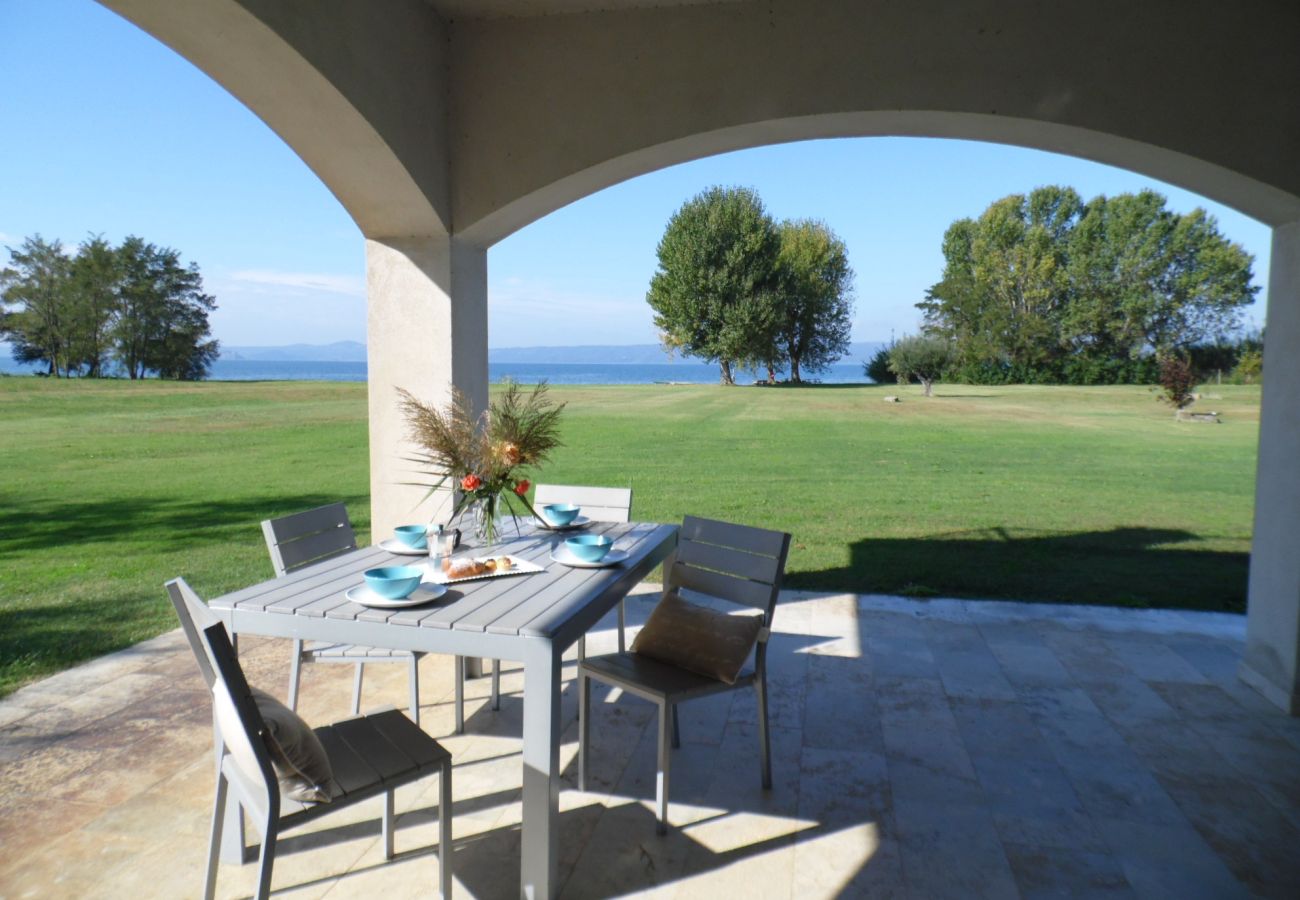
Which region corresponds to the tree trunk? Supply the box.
[790,357,801,383]
[766,364,776,384]
[922,378,934,397]
[720,359,735,385]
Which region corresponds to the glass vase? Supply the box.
[471,494,500,547]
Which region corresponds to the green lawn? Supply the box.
[0,376,1259,697]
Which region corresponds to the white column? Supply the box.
[366,235,488,541]
[1241,220,1300,715]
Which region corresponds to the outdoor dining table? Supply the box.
[207,518,679,899]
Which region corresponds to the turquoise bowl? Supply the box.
[542,503,580,527]
[565,534,613,563]
[393,525,428,550]
[364,565,424,599]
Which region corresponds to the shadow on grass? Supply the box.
[784,525,1248,614]
[0,492,371,695]
[0,493,369,556]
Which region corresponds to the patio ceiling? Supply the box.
[425,0,737,20]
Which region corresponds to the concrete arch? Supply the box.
[458,110,1300,247]
[102,0,450,239]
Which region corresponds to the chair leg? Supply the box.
[454,655,465,735]
[408,655,421,726]
[253,821,277,900]
[382,789,396,860]
[656,701,672,834]
[491,658,500,711]
[439,759,453,899]
[756,676,772,790]
[286,639,303,711]
[578,670,591,791]
[617,599,626,653]
[671,704,681,749]
[203,769,228,900]
[351,662,365,716]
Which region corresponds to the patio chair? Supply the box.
[166,577,453,900]
[533,483,633,657]
[264,503,464,729]
[577,515,790,833]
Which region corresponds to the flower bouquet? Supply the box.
[397,380,564,545]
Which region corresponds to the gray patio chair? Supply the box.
[577,515,790,833]
[533,483,633,657]
[263,502,467,731]
[166,577,453,900]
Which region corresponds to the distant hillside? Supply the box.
[209,340,888,366]
[220,341,367,362]
[489,342,887,366]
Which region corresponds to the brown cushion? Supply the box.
[631,590,763,685]
[251,688,337,803]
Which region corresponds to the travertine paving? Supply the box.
[2,587,1298,899]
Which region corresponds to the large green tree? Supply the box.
[114,236,218,380]
[647,186,781,385]
[67,235,121,377]
[773,219,854,383]
[3,233,218,380]
[919,187,1256,383]
[1,235,75,376]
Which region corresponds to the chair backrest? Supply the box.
[167,577,278,815]
[534,483,633,523]
[166,577,223,689]
[262,502,357,577]
[666,515,792,625]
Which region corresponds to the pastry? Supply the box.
[447,558,488,578]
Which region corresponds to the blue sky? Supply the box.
[1,0,1272,349]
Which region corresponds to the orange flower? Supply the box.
[514,479,530,496]
[461,473,482,491]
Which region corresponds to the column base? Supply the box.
[1239,660,1300,715]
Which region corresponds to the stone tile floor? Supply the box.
[2,586,1299,898]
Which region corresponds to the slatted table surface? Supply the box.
[209,520,677,658]
[207,518,678,900]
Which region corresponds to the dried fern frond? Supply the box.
[397,380,565,484]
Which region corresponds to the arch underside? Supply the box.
[463,110,1300,247]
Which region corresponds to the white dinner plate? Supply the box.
[533,514,591,532]
[426,555,546,585]
[345,582,448,609]
[549,546,630,568]
[378,537,429,556]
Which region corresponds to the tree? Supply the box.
[114,236,218,380]
[773,219,854,382]
[0,235,74,376]
[889,334,953,397]
[647,186,781,385]
[919,187,1257,383]
[66,235,121,377]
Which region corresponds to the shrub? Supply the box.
[1157,356,1197,409]
[1231,348,1262,384]
[863,347,893,383]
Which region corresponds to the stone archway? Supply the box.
[100,0,1300,723]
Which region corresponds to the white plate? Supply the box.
[345,582,448,609]
[426,555,546,585]
[533,514,591,532]
[549,546,630,568]
[378,537,429,556]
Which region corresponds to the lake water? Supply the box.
[2,357,873,385]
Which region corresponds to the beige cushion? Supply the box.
[251,687,337,803]
[631,590,763,685]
